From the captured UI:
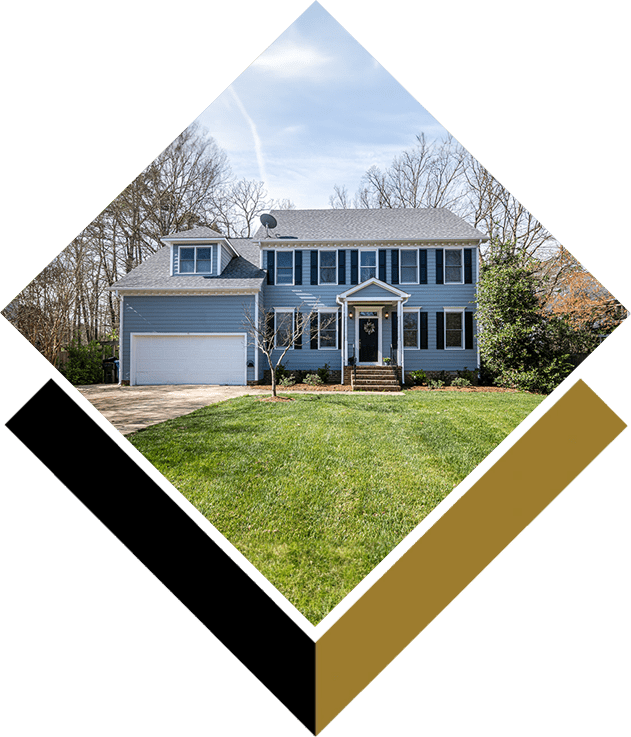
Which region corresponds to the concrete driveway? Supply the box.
[76,384,270,435]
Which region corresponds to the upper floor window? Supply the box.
[360,250,377,282]
[276,251,294,285]
[179,246,212,274]
[319,251,337,284]
[400,249,418,284]
[445,249,463,283]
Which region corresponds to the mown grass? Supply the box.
[128,391,544,623]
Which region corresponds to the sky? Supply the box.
[194,3,447,209]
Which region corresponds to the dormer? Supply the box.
[160,227,239,277]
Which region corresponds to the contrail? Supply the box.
[229,85,267,185]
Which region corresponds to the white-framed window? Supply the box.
[444,248,463,284]
[276,251,294,285]
[400,249,418,284]
[444,308,465,349]
[178,245,213,274]
[319,250,338,285]
[403,309,419,349]
[360,250,377,282]
[274,308,294,349]
[318,309,338,349]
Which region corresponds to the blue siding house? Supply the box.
[110,208,488,387]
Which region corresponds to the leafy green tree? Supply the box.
[476,243,575,393]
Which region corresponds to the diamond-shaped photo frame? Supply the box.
[2,1,623,736]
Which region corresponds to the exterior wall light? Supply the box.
[384,310,390,319]
[348,309,354,319]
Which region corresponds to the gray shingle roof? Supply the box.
[253,208,488,242]
[109,238,265,292]
[159,226,225,240]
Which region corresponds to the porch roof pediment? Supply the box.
[336,278,410,302]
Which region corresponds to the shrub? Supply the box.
[274,363,290,383]
[408,370,428,386]
[62,339,103,385]
[428,378,444,390]
[303,373,324,386]
[316,363,331,383]
[278,375,296,387]
[451,376,472,388]
[457,366,477,384]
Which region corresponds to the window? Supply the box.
[179,246,212,274]
[445,310,464,348]
[276,251,294,285]
[318,311,338,349]
[360,251,377,282]
[400,250,418,284]
[403,311,419,348]
[319,251,337,284]
[445,249,463,283]
[275,309,294,348]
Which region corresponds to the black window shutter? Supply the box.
[419,249,427,284]
[294,250,302,285]
[420,312,428,349]
[464,249,473,284]
[436,312,444,349]
[338,249,346,285]
[391,249,399,284]
[350,250,359,284]
[379,249,387,282]
[338,312,342,349]
[310,250,318,285]
[310,313,318,350]
[295,310,302,349]
[465,311,474,349]
[391,311,398,350]
[266,250,275,285]
[435,249,444,284]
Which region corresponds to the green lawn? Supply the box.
[128,390,544,624]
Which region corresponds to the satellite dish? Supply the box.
[260,213,277,232]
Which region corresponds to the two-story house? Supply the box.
[110,208,488,387]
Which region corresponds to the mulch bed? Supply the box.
[405,385,519,393]
[255,384,518,393]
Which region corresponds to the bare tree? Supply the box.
[242,302,336,397]
[352,133,466,211]
[460,151,556,263]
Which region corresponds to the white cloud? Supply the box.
[249,38,335,80]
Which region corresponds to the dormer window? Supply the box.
[179,246,212,274]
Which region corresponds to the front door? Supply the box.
[359,313,379,363]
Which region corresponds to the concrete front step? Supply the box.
[352,385,402,392]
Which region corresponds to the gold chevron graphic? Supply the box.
[314,379,626,732]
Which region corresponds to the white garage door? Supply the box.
[131,333,247,385]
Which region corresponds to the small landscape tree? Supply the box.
[243,302,336,397]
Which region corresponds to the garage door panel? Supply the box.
[132,334,246,385]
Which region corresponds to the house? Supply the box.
[110,208,489,387]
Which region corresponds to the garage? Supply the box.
[130,333,247,386]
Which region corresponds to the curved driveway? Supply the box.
[76,384,269,435]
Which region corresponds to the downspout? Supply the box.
[254,291,260,383]
[118,291,123,385]
[337,295,345,385]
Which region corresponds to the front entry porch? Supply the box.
[336,277,411,388]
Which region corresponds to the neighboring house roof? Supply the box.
[109,238,266,292]
[254,208,489,242]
